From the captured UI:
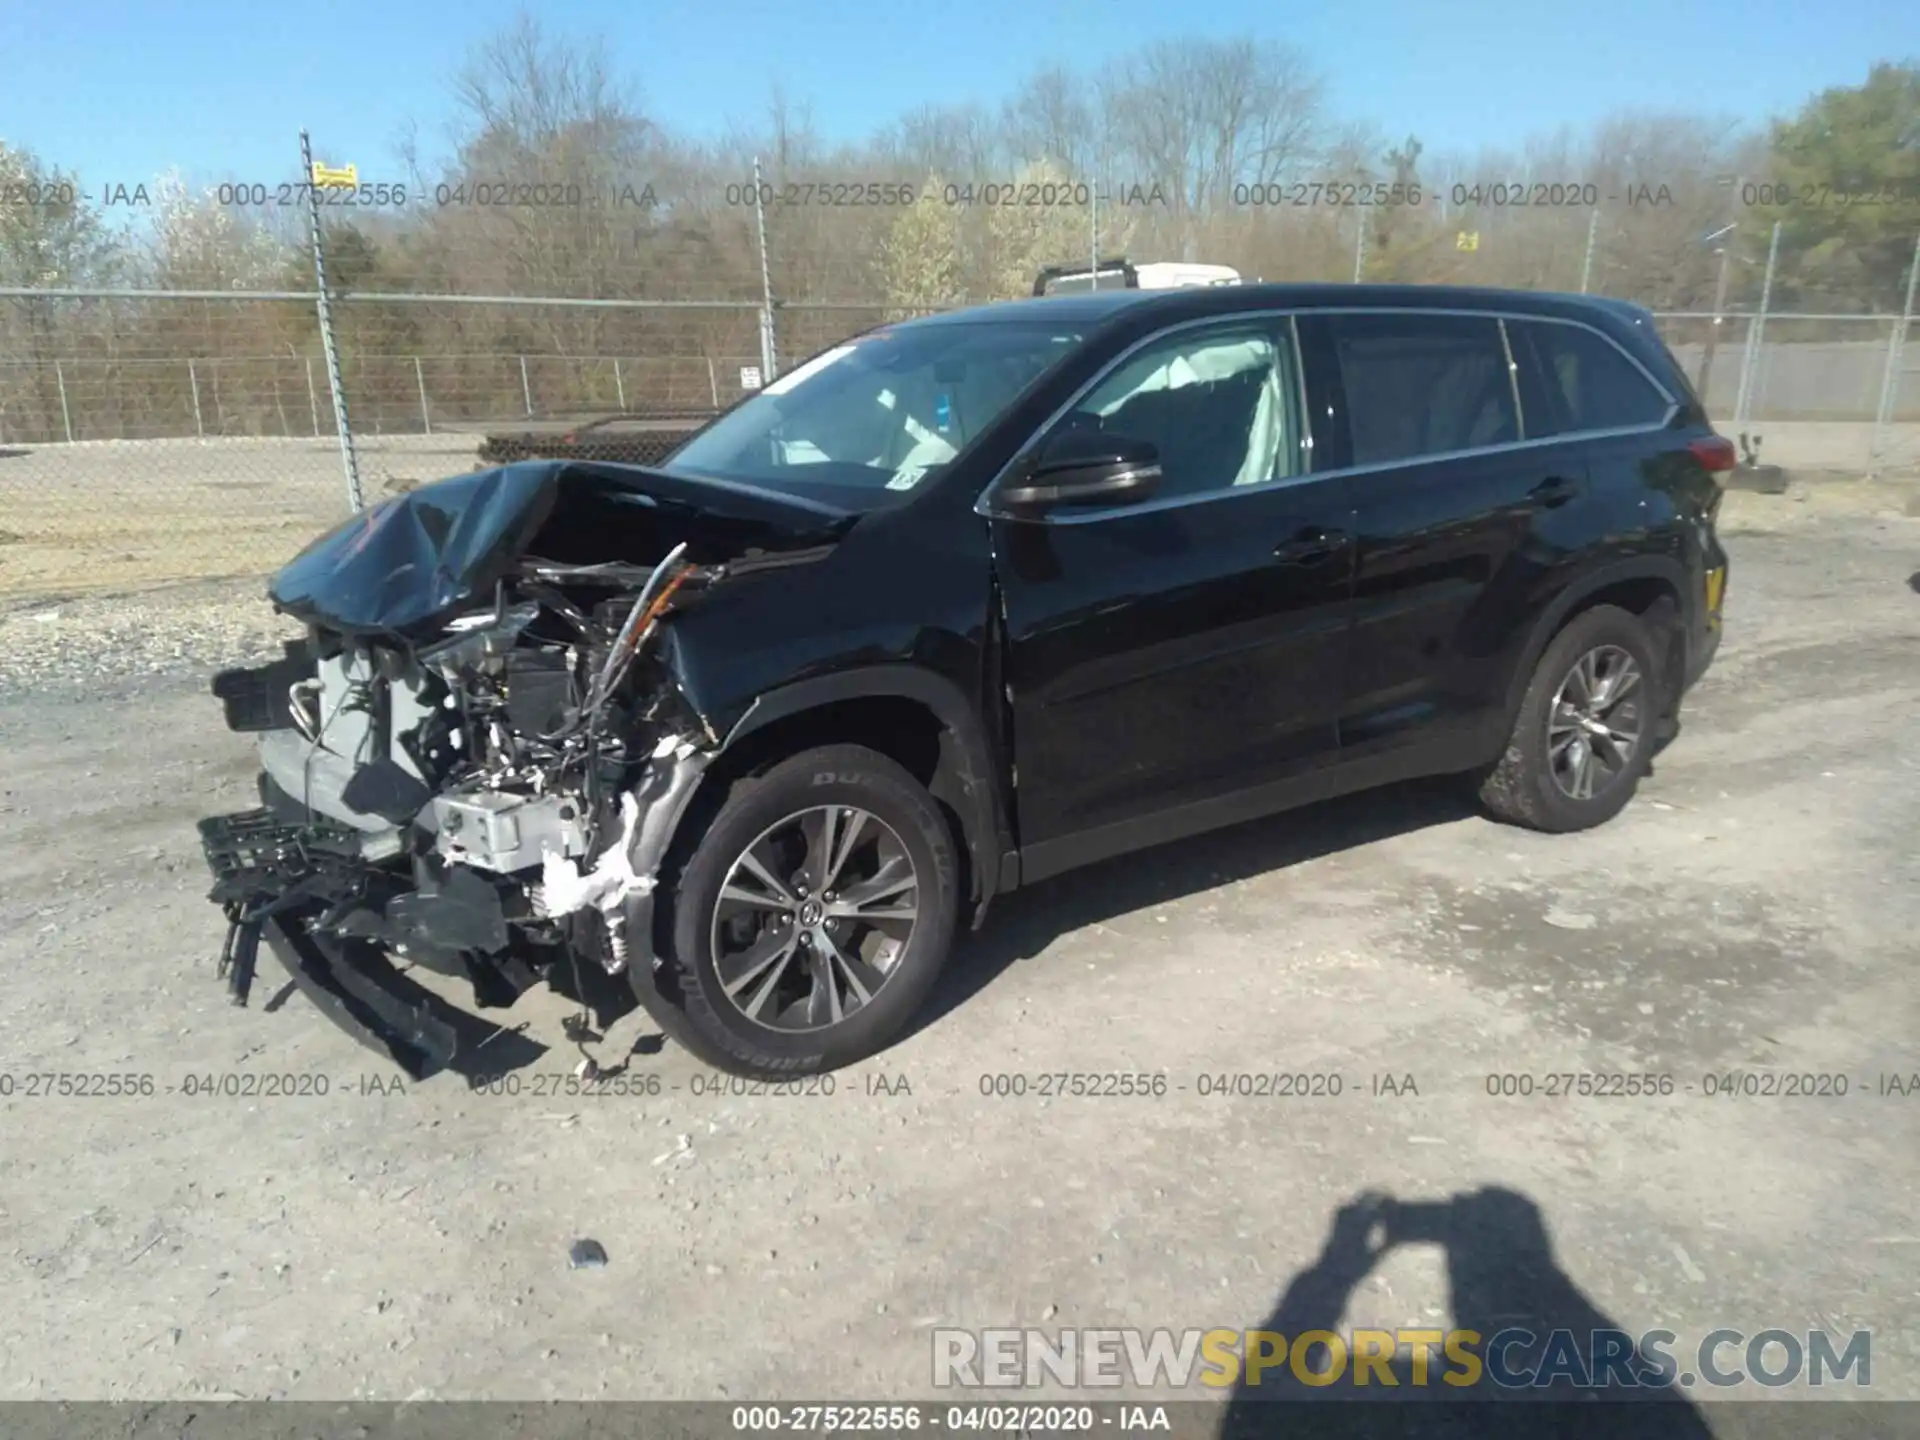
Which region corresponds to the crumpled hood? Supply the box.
[269,460,857,637]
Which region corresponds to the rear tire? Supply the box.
[648,744,960,1078]
[1479,604,1663,833]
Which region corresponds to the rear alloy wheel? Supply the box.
[1545,644,1643,802]
[653,744,960,1077]
[1479,604,1663,833]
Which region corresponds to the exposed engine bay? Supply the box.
[196,461,852,1078]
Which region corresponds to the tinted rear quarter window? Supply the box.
[1327,314,1519,465]
[1511,319,1673,436]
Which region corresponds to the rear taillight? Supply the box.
[1688,436,1737,474]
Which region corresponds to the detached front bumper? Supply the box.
[198,808,460,1080]
[196,753,714,1079]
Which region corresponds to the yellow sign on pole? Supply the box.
[311,163,359,189]
[1456,231,1480,252]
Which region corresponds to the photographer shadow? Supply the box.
[1219,1188,1719,1439]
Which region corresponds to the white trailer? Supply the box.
[1032,257,1245,296]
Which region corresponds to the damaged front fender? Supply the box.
[529,733,713,981]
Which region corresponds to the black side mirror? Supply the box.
[993,429,1161,512]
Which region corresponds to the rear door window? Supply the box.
[1509,319,1674,436]
[1326,314,1519,466]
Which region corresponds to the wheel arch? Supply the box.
[621,666,1008,1033]
[698,666,1010,916]
[1503,558,1690,722]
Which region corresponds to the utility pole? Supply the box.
[1697,175,1743,408]
[1698,230,1737,405]
[1732,219,1782,430]
[300,129,362,512]
[753,156,778,381]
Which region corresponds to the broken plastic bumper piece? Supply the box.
[197,808,459,1080]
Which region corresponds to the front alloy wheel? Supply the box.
[647,743,960,1078]
[710,805,920,1032]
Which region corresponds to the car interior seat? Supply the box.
[1100,366,1272,498]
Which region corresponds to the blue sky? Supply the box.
[0,0,1908,191]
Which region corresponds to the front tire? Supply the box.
[650,744,960,1078]
[1479,604,1663,833]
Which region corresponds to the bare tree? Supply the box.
[451,13,651,163]
[1097,37,1328,257]
[875,103,1004,181]
[1001,67,1097,176]
[1577,112,1757,307]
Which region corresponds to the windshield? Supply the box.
[665,321,1084,504]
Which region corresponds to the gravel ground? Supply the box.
[0,578,297,700]
[0,481,1917,1414]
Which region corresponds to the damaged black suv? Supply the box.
[199,284,1731,1079]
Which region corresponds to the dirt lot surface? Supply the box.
[0,436,474,597]
[1,483,1917,1413]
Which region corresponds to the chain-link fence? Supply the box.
[1655,312,1920,474]
[2,170,1917,600]
[0,287,945,597]
[6,304,1912,442]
